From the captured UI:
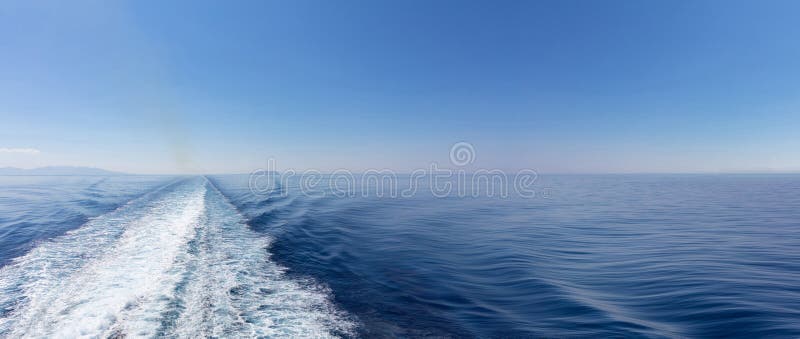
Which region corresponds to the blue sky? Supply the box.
[1,0,799,174]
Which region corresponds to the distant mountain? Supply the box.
[0,166,125,176]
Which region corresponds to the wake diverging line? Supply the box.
[0,177,355,338]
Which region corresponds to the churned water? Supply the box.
[1,174,799,337]
[0,176,353,337]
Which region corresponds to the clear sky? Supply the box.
[1,0,799,174]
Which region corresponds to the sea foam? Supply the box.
[0,177,354,338]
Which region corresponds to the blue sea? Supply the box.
[1,174,799,337]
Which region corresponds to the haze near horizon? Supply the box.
[2,0,799,174]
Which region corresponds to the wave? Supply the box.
[0,177,354,338]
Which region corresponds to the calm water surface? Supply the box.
[1,174,799,337]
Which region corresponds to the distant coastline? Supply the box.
[0,166,125,176]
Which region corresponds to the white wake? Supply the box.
[0,177,354,338]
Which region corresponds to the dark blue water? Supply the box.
[0,175,175,266]
[2,174,800,337]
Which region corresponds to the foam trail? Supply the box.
[0,177,354,338]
